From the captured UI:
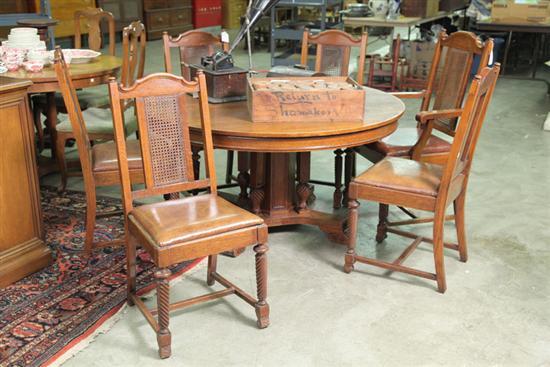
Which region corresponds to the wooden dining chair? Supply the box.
[354,31,494,238]
[299,29,368,208]
[32,7,118,150]
[108,72,270,359]
[74,7,116,55]
[345,65,500,293]
[53,47,144,255]
[55,20,146,192]
[367,34,403,92]
[162,30,237,187]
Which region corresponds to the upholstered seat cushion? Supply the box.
[129,195,264,247]
[366,127,451,157]
[34,86,111,110]
[92,140,143,173]
[353,157,443,197]
[56,107,137,136]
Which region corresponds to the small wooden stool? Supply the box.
[17,18,58,49]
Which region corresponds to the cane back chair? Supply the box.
[355,31,494,239]
[53,47,144,255]
[162,30,238,186]
[109,72,270,359]
[346,65,500,293]
[55,20,146,192]
[299,29,368,208]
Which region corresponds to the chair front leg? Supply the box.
[126,233,137,305]
[253,243,269,329]
[155,268,172,358]
[432,212,447,293]
[453,191,468,262]
[344,199,359,273]
[207,254,217,286]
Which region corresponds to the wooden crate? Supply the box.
[247,76,365,123]
[401,0,439,17]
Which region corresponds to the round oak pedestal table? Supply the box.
[188,87,405,243]
[2,55,122,176]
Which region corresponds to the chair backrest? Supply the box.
[163,30,229,80]
[300,29,367,85]
[121,21,146,88]
[437,65,500,205]
[109,72,216,214]
[74,8,116,56]
[421,31,493,134]
[53,47,94,187]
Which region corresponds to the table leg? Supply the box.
[248,152,347,244]
[531,33,540,79]
[237,152,250,206]
[45,92,58,159]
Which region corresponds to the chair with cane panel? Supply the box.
[299,28,368,208]
[108,72,270,359]
[355,31,493,241]
[345,65,500,293]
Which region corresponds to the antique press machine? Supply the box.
[191,0,281,103]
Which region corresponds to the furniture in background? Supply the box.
[47,0,96,39]
[222,0,247,29]
[345,65,500,293]
[475,20,550,94]
[299,29,367,209]
[193,0,222,29]
[55,20,145,193]
[162,29,237,186]
[270,0,343,67]
[96,0,143,32]
[0,0,56,49]
[0,78,51,287]
[143,0,193,40]
[3,54,122,177]
[184,87,403,243]
[53,47,144,255]
[109,72,270,359]
[367,34,403,92]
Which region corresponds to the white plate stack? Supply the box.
[2,27,47,52]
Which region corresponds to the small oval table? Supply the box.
[3,55,122,174]
[188,87,405,243]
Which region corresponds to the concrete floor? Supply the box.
[47,38,550,366]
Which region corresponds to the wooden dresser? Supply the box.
[96,0,144,32]
[143,0,193,40]
[0,77,51,288]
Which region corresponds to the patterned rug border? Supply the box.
[44,257,205,367]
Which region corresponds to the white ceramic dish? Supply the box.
[50,49,101,64]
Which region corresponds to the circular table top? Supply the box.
[187,87,405,152]
[2,55,121,92]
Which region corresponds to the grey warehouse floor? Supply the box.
[44,39,550,366]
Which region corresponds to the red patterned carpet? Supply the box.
[0,188,201,367]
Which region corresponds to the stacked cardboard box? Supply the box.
[491,0,550,23]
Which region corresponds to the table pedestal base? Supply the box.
[241,152,348,244]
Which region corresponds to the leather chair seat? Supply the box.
[57,107,137,135]
[353,157,442,197]
[367,127,451,157]
[92,140,143,173]
[129,195,264,247]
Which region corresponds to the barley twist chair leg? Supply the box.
[344,199,359,273]
[207,254,218,286]
[253,243,270,329]
[155,268,172,359]
[376,203,389,243]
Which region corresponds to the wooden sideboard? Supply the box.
[0,77,51,288]
[144,0,193,40]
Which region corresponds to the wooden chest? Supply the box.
[401,0,439,17]
[247,76,365,123]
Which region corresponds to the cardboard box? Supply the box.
[491,0,550,23]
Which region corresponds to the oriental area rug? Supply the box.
[0,187,202,367]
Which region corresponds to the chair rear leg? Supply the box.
[433,212,447,293]
[155,268,172,359]
[376,204,389,243]
[207,254,217,286]
[453,191,468,262]
[253,243,270,329]
[344,199,359,273]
